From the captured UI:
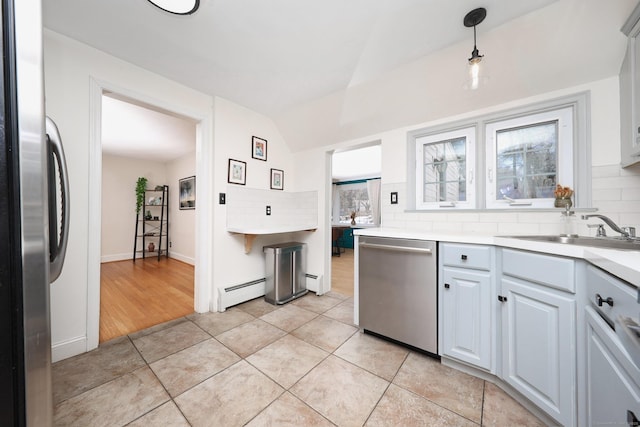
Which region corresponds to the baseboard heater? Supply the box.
[217,278,266,312]
[305,273,324,295]
[217,273,324,312]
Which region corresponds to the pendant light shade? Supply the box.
[146,0,199,15]
[464,8,487,90]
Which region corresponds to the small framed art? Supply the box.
[252,136,267,161]
[228,159,246,185]
[270,168,284,190]
[179,176,196,209]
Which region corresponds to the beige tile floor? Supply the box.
[52,292,546,426]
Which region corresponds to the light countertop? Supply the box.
[227,226,316,235]
[354,227,640,288]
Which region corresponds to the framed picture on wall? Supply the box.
[228,159,247,185]
[270,168,284,190]
[251,136,267,161]
[179,176,196,209]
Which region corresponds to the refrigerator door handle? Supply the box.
[45,117,69,283]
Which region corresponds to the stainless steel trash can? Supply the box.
[263,242,307,305]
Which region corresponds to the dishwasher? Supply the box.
[358,236,437,355]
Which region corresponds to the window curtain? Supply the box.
[332,184,340,224]
[367,178,381,225]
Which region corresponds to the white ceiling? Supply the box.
[44,0,557,116]
[43,0,637,152]
[332,145,381,181]
[101,94,196,162]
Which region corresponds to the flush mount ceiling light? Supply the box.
[146,0,199,15]
[463,7,487,90]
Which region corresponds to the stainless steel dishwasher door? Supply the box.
[358,236,437,354]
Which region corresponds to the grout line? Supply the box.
[128,332,197,426]
[480,380,486,426]
[57,292,496,426]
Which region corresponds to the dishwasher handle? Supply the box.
[360,242,433,255]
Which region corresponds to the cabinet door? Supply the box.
[586,308,640,426]
[633,34,640,159]
[442,267,491,370]
[621,42,634,166]
[500,277,575,427]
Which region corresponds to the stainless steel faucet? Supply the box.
[581,214,635,238]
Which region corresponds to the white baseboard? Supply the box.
[168,252,194,265]
[100,251,194,265]
[101,252,132,263]
[52,335,87,362]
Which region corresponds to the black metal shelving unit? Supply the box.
[133,185,169,261]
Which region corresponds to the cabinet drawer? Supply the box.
[441,243,492,271]
[502,249,575,293]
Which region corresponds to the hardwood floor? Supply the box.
[331,248,354,297]
[100,257,194,343]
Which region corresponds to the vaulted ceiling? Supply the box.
[43,0,637,152]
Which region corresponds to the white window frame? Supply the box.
[407,92,590,211]
[485,106,574,209]
[415,126,476,210]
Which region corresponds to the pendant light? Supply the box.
[146,0,199,15]
[463,7,487,90]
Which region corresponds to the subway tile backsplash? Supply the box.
[381,163,640,236]
[226,186,318,231]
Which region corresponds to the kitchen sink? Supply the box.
[504,235,640,251]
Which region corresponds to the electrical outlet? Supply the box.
[169,241,172,248]
[219,193,226,204]
[266,205,271,215]
[391,192,398,204]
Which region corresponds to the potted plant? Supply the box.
[135,177,148,215]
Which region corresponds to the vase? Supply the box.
[554,197,572,209]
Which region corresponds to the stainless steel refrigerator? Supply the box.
[0,0,69,425]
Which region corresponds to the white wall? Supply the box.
[293,76,640,287]
[166,151,196,264]
[275,0,635,151]
[101,154,167,262]
[212,97,299,303]
[44,30,214,361]
[101,152,197,265]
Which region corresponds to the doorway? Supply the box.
[329,143,382,297]
[99,93,197,342]
[86,78,213,351]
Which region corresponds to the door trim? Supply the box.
[86,77,213,351]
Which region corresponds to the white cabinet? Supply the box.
[620,2,640,167]
[499,249,576,427]
[440,243,494,372]
[585,307,640,426]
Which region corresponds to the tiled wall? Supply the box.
[381,164,640,237]
[226,186,317,231]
